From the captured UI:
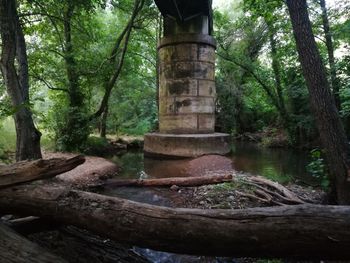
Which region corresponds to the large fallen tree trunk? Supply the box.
[0,184,349,259]
[0,155,85,188]
[28,225,150,263]
[104,174,233,187]
[0,223,66,263]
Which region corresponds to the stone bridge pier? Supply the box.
[144,1,230,158]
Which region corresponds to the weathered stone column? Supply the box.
[158,34,216,134]
[144,2,230,158]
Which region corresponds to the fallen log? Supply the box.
[0,223,66,263]
[3,216,60,235]
[105,174,233,187]
[0,184,349,259]
[0,155,85,188]
[28,226,150,263]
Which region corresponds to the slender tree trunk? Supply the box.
[0,0,42,161]
[100,103,108,138]
[286,0,350,204]
[64,1,81,108]
[104,174,233,187]
[92,0,144,120]
[267,22,291,136]
[320,0,341,111]
[155,13,162,131]
[59,0,89,151]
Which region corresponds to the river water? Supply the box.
[108,141,315,185]
[101,142,317,263]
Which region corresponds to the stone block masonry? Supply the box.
[158,34,217,134]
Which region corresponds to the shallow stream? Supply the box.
[100,142,317,263]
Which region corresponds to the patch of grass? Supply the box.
[213,182,238,192]
[212,179,256,193]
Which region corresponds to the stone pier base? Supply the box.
[144,133,231,158]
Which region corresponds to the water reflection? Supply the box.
[231,142,313,184]
[109,142,314,185]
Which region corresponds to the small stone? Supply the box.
[170,185,180,191]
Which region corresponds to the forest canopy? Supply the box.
[0,0,349,152]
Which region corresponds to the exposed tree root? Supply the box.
[235,175,306,205]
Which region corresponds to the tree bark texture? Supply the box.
[0,184,350,259]
[28,225,150,263]
[0,223,66,263]
[0,0,42,161]
[104,174,233,187]
[0,155,85,188]
[63,1,82,108]
[320,0,341,110]
[286,0,350,204]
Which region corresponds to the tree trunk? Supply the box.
[0,223,66,263]
[100,103,108,138]
[92,0,144,121]
[64,1,82,109]
[28,225,150,263]
[0,184,350,259]
[320,0,341,111]
[267,21,292,137]
[286,0,350,204]
[0,0,42,161]
[59,1,90,151]
[0,155,85,187]
[104,174,233,187]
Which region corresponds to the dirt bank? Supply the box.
[43,152,119,186]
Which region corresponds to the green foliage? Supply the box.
[80,135,110,154]
[306,148,330,190]
[213,181,241,192]
[23,0,158,149]
[6,0,348,155]
[0,118,16,162]
[44,103,91,152]
[0,95,14,119]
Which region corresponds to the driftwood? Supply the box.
[0,155,85,188]
[105,174,233,187]
[102,174,305,205]
[0,184,350,259]
[0,223,66,263]
[238,176,306,205]
[249,176,304,203]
